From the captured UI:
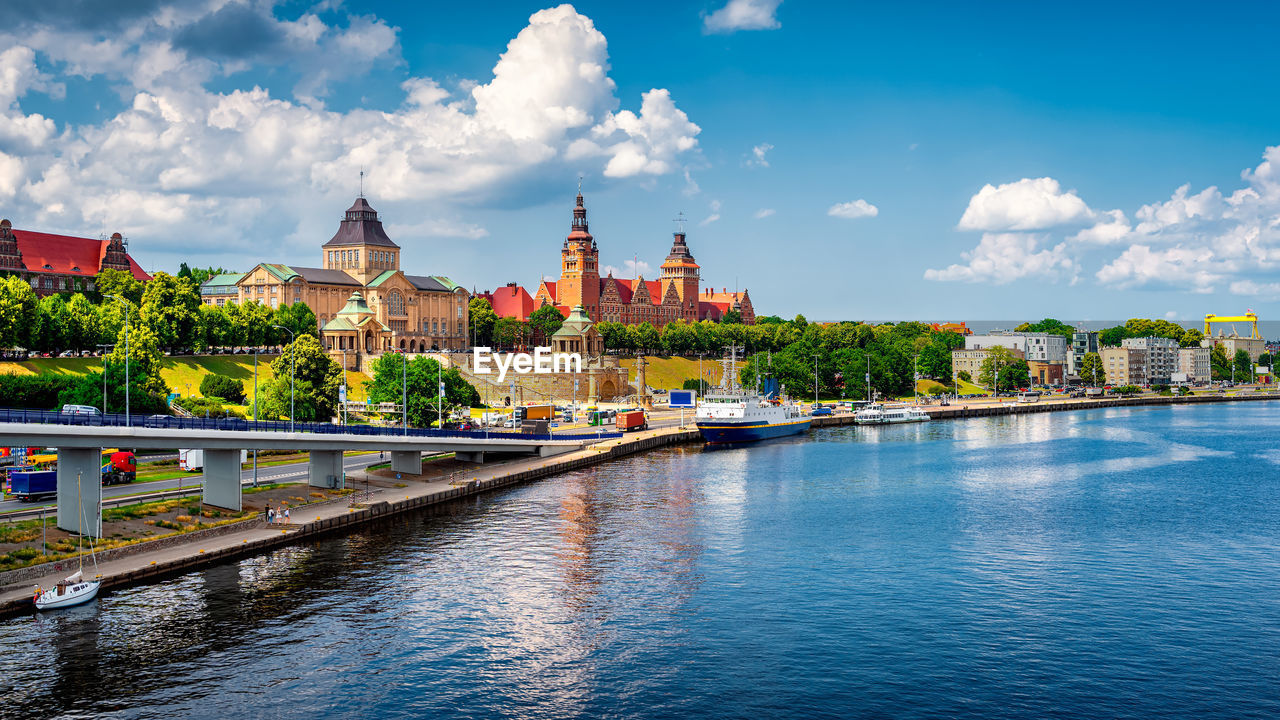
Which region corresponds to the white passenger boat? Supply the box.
[853,403,930,425]
[695,348,811,444]
[33,471,101,611]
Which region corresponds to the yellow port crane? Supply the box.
[1204,312,1261,340]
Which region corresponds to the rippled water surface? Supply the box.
[5,403,1280,719]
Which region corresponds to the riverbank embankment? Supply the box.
[2,390,1275,618]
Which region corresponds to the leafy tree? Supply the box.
[596,321,630,351]
[197,304,232,350]
[756,315,785,324]
[720,309,742,324]
[66,294,100,351]
[272,301,319,342]
[682,377,711,393]
[978,346,1030,391]
[1014,318,1075,338]
[1078,351,1106,386]
[1259,352,1273,367]
[140,271,201,350]
[56,360,168,414]
[0,275,37,349]
[916,337,954,380]
[31,295,72,353]
[225,300,274,347]
[493,317,525,349]
[469,297,498,347]
[262,334,343,420]
[200,374,246,403]
[1123,318,1186,342]
[1098,326,1127,347]
[661,320,697,355]
[1210,345,1230,380]
[1180,328,1205,348]
[634,322,660,353]
[177,264,233,287]
[957,370,972,383]
[95,267,144,305]
[1234,349,1252,381]
[527,304,565,344]
[0,373,78,409]
[106,322,167,396]
[364,352,481,428]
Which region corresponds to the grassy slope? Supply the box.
[0,355,371,403]
[617,356,725,391]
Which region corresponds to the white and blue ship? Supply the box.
[695,350,811,444]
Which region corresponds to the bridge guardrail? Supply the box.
[0,408,621,443]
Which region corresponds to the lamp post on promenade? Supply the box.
[272,324,295,432]
[253,348,258,487]
[103,294,131,426]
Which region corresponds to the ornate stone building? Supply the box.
[0,219,150,295]
[531,192,755,327]
[236,196,469,366]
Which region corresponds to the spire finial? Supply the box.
[359,167,364,198]
[578,174,583,194]
[673,211,686,234]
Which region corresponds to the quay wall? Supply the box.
[1,391,1274,617]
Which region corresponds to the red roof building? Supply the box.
[0,219,151,296]
[478,282,536,320]
[528,192,755,327]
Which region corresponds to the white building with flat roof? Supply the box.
[965,332,1068,365]
[1177,346,1211,383]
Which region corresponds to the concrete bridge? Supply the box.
[0,420,610,537]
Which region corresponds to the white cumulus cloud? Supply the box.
[0,3,702,270]
[957,177,1095,232]
[828,199,878,219]
[754,208,775,219]
[703,0,783,33]
[923,233,1077,285]
[745,142,773,168]
[700,199,721,226]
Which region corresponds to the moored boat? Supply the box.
[695,348,811,444]
[853,403,930,425]
[33,471,101,611]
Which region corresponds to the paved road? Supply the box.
[1,453,383,514]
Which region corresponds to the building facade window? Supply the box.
[387,291,406,316]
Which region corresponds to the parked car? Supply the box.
[60,404,100,416]
[811,407,833,416]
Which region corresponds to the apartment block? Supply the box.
[1101,346,1147,386]
[1177,346,1211,383]
[965,332,1068,364]
[1121,336,1179,384]
[952,346,1025,385]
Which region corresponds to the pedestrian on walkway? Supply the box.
[267,507,274,524]
[284,506,290,524]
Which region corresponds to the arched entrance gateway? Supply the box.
[320,292,392,370]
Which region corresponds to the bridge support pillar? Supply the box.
[390,451,422,475]
[454,451,486,463]
[202,449,242,511]
[309,450,344,489]
[56,447,102,538]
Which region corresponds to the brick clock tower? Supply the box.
[659,224,701,322]
[559,192,600,316]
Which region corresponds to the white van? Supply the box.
[60,404,100,416]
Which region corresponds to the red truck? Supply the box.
[101,451,137,485]
[616,410,648,432]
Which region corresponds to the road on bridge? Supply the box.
[0,453,385,514]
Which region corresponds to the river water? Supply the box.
[3,403,1280,719]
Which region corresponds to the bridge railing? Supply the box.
[0,408,621,443]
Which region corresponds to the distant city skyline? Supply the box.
[2,1,1279,320]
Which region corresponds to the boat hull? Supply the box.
[854,417,930,425]
[696,418,812,444]
[35,581,100,610]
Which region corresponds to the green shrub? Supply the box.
[0,373,77,409]
[199,374,245,403]
[174,396,245,419]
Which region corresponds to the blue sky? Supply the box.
[3,0,1280,321]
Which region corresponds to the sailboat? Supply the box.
[33,471,101,611]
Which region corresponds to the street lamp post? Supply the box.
[812,354,820,405]
[103,294,133,426]
[253,348,258,487]
[272,325,295,432]
[402,351,408,435]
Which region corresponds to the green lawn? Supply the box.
[0,354,371,404]
[618,356,724,391]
